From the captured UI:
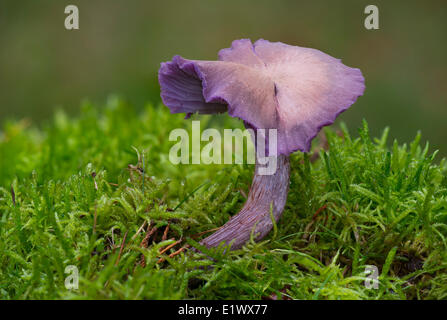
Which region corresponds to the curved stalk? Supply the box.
[200,154,290,250]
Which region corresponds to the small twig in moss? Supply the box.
[157,244,190,264]
[191,227,222,239]
[159,239,182,255]
[131,220,147,241]
[238,188,247,199]
[162,223,170,241]
[115,230,129,266]
[312,204,328,221]
[140,224,157,248]
[92,207,98,235]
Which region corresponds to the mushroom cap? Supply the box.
[159,39,365,155]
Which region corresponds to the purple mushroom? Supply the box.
[159,39,364,250]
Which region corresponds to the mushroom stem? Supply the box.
[200,154,290,250]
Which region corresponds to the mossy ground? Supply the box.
[1,98,447,300]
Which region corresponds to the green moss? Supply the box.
[1,98,446,300]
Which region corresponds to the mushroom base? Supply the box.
[200,154,290,250]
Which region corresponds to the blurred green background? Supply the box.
[0,0,446,153]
